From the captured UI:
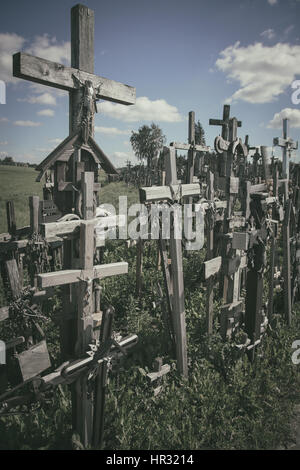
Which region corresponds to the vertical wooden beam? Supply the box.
[187,112,195,201]
[6,201,16,238]
[5,259,21,299]
[69,4,95,135]
[206,171,214,335]
[136,237,143,297]
[222,105,230,140]
[260,146,270,181]
[283,198,292,325]
[268,235,276,319]
[93,307,114,448]
[29,196,40,234]
[81,171,94,220]
[282,118,289,180]
[68,4,95,446]
[165,147,188,378]
[74,173,95,447]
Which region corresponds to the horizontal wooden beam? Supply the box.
[204,256,222,279]
[38,262,128,288]
[147,364,171,382]
[0,239,28,254]
[170,142,209,152]
[41,215,125,239]
[42,334,138,387]
[13,52,136,106]
[273,137,298,149]
[209,118,242,127]
[249,183,268,194]
[140,183,201,203]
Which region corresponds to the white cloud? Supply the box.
[284,25,294,35]
[0,141,8,145]
[95,126,130,135]
[0,33,26,83]
[0,32,70,102]
[215,41,300,103]
[110,151,138,167]
[260,29,275,40]
[268,0,277,5]
[0,151,8,158]
[14,120,42,127]
[48,138,63,144]
[25,34,70,65]
[268,108,300,128]
[37,108,55,117]
[100,96,183,122]
[18,92,57,106]
[0,117,9,122]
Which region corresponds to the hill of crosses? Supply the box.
[0,4,299,450]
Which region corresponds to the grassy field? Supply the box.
[0,166,43,233]
[0,165,299,450]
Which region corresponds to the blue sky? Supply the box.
[0,0,300,167]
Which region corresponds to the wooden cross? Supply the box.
[140,147,228,367]
[146,357,170,396]
[37,172,128,446]
[140,146,195,378]
[209,104,242,142]
[273,118,298,181]
[170,111,210,186]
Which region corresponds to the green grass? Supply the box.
[0,166,299,450]
[0,166,43,233]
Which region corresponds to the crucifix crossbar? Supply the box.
[13,51,135,106]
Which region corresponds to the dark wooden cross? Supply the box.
[273,118,298,181]
[209,104,242,142]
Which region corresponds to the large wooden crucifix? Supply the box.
[273,118,298,182]
[12,4,136,448]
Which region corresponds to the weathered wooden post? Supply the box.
[205,171,214,335]
[165,146,188,378]
[187,111,196,186]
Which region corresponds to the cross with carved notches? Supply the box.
[13,4,135,137]
[273,118,298,180]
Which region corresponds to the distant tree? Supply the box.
[195,121,206,146]
[130,123,166,185]
[3,156,14,164]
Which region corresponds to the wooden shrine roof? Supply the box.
[35,132,118,181]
